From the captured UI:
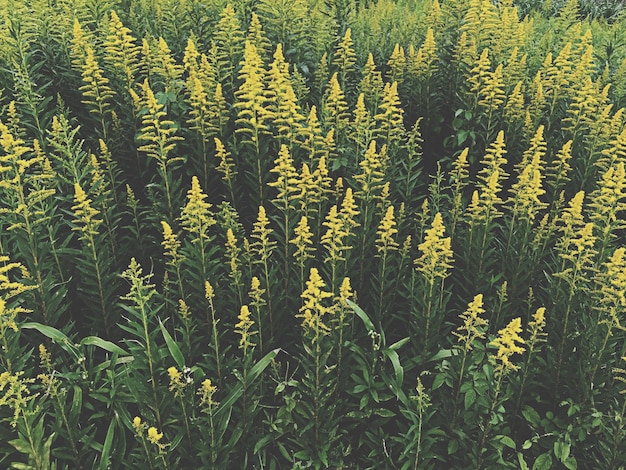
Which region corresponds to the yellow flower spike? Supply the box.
[268,144,299,209]
[247,12,271,58]
[290,216,315,270]
[0,371,35,426]
[355,141,385,202]
[198,378,218,408]
[589,163,626,248]
[161,221,182,265]
[178,299,191,322]
[374,81,405,147]
[508,153,547,223]
[205,280,215,301]
[235,40,272,145]
[478,63,505,113]
[213,137,237,201]
[167,366,184,391]
[415,213,454,282]
[360,53,383,104]
[321,205,349,265]
[79,45,115,138]
[248,276,266,352]
[376,205,399,254]
[147,426,163,445]
[323,72,350,132]
[339,188,360,233]
[225,228,243,289]
[183,37,200,72]
[250,206,276,263]
[38,344,53,372]
[387,43,406,85]
[180,176,215,242]
[560,191,585,231]
[103,10,140,89]
[297,268,334,334]
[352,92,374,153]
[332,28,357,82]
[133,416,142,431]
[338,277,354,308]
[527,307,548,351]
[235,305,257,351]
[490,317,526,374]
[453,294,488,349]
[72,183,102,238]
[504,81,524,123]
[547,140,573,191]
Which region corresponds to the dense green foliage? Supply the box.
[1,0,626,468]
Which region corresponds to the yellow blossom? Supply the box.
[415,213,453,282]
[168,366,183,387]
[133,416,142,431]
[290,216,315,266]
[338,277,354,308]
[147,426,163,444]
[72,183,102,238]
[453,294,488,349]
[198,378,218,408]
[376,205,399,254]
[490,317,526,373]
[161,221,182,265]
[297,268,334,334]
[235,305,256,351]
[180,176,215,241]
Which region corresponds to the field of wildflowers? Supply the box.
[1,0,626,468]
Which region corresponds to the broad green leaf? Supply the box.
[159,318,185,369]
[80,336,128,356]
[21,322,80,359]
[347,299,374,332]
[532,452,553,470]
[98,420,116,470]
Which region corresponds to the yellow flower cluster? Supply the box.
[415,212,453,283]
[0,371,34,426]
[298,268,334,334]
[167,366,186,396]
[161,221,182,265]
[291,216,315,268]
[72,183,102,239]
[235,305,256,351]
[453,294,488,349]
[197,378,218,408]
[180,176,215,241]
[490,318,526,373]
[376,205,399,254]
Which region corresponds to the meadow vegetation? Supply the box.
[1,0,626,468]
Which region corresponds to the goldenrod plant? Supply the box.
[2,0,626,467]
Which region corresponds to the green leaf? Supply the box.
[21,322,80,359]
[388,337,409,351]
[517,452,530,470]
[80,336,129,356]
[448,439,459,454]
[428,349,454,362]
[214,349,279,418]
[522,406,541,428]
[497,435,516,449]
[464,389,476,410]
[554,439,571,463]
[347,299,374,332]
[563,456,577,470]
[98,419,116,470]
[532,452,553,470]
[159,318,185,369]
